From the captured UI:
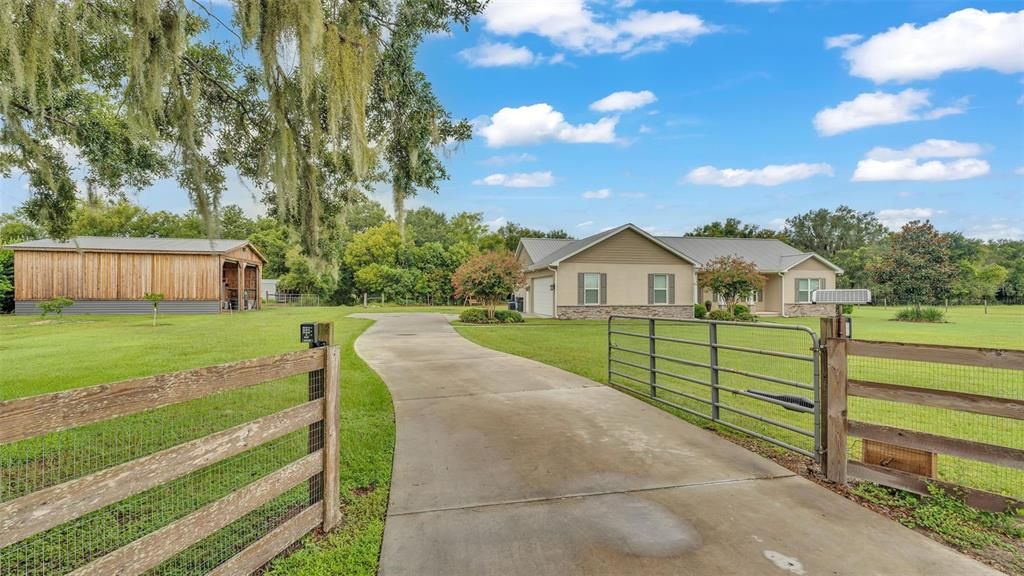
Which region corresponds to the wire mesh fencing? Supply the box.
[607,316,821,460]
[0,346,337,576]
[845,349,1024,502]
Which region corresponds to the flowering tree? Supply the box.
[698,255,765,312]
[452,251,525,319]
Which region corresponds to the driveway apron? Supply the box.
[354,313,998,576]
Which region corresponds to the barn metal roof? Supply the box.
[519,226,842,273]
[6,236,251,255]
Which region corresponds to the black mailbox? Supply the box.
[300,323,318,344]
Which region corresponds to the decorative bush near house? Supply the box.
[452,251,525,320]
[894,307,946,323]
[39,296,74,319]
[707,309,733,321]
[732,303,750,316]
[459,308,524,324]
[693,304,707,319]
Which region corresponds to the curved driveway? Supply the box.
[355,313,997,576]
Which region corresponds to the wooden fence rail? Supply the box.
[822,335,1023,512]
[0,323,340,575]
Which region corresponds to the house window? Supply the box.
[797,278,824,303]
[748,289,764,304]
[583,273,601,305]
[652,274,669,304]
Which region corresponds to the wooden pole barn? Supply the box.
[5,236,267,314]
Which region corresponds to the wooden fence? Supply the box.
[822,329,1024,512]
[0,331,340,575]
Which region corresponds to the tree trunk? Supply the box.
[393,182,406,242]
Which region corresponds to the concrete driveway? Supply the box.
[354,313,998,576]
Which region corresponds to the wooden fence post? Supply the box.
[322,341,341,532]
[308,322,335,525]
[826,336,848,484]
[819,317,834,476]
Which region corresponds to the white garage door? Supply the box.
[532,276,554,317]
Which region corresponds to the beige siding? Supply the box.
[566,228,682,264]
[557,262,695,307]
[762,275,783,313]
[785,257,837,304]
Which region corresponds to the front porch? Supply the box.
[221,260,261,311]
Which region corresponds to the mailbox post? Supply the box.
[301,322,333,507]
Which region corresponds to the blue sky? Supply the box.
[2,1,1022,240]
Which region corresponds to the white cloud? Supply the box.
[582,188,611,199]
[458,42,536,67]
[1015,166,1024,176]
[477,103,618,147]
[813,89,966,136]
[841,9,1024,83]
[853,158,990,182]
[877,208,943,229]
[824,34,862,49]
[967,220,1024,241]
[479,153,538,166]
[865,139,985,161]
[576,220,594,228]
[619,191,647,198]
[590,90,657,112]
[853,139,990,182]
[685,163,833,187]
[472,171,555,188]
[484,217,508,230]
[638,124,653,134]
[480,1,716,56]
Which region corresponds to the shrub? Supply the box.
[734,312,758,322]
[493,309,524,323]
[39,296,74,319]
[693,303,707,319]
[842,304,854,315]
[707,309,733,321]
[459,308,491,323]
[732,303,750,316]
[460,308,525,324]
[894,307,945,323]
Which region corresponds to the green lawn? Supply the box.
[0,305,462,576]
[455,305,1024,500]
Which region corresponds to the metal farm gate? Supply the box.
[607,315,821,460]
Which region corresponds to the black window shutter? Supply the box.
[600,273,607,305]
[647,274,654,304]
[668,274,675,304]
[577,273,584,305]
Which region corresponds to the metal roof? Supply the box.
[519,237,575,265]
[6,236,251,255]
[520,228,843,273]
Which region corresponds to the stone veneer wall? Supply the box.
[556,305,694,320]
[784,303,833,317]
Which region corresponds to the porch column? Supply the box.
[256,265,262,310]
[238,263,245,312]
[779,273,786,317]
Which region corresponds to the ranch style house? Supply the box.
[514,223,843,319]
[6,236,267,315]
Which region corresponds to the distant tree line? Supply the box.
[686,206,1024,306]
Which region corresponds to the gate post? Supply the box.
[649,318,657,398]
[825,336,848,484]
[709,322,720,421]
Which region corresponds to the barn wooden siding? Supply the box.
[14,251,222,301]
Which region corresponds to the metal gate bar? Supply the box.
[607,314,821,461]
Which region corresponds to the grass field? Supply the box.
[0,305,461,576]
[455,305,1024,500]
